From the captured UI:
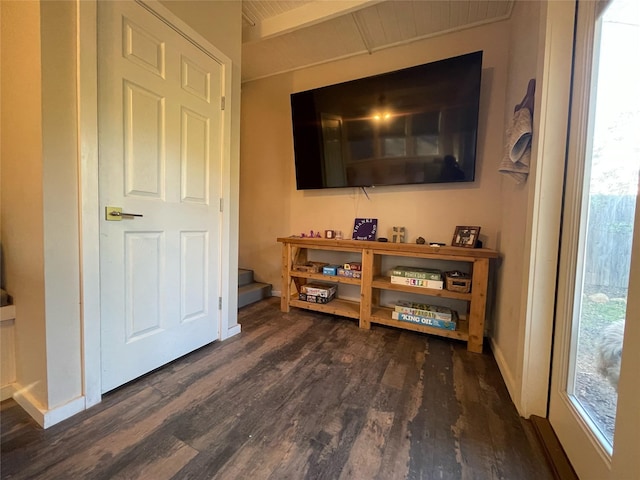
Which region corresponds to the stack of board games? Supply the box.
[343,262,362,271]
[298,283,336,304]
[337,268,361,279]
[391,300,457,330]
[337,261,362,279]
[389,266,444,290]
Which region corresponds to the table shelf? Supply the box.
[278,237,498,353]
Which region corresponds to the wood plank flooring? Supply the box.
[1,297,553,479]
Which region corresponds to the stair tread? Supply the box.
[239,282,271,292]
[238,281,272,309]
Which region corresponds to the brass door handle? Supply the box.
[105,206,143,221]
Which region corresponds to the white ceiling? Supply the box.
[241,0,514,82]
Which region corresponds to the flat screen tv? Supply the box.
[290,51,483,190]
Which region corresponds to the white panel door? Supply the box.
[98,1,223,392]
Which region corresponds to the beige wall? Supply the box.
[240,74,295,281]
[240,22,510,292]
[1,0,49,408]
[160,0,242,62]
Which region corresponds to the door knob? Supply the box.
[105,206,144,221]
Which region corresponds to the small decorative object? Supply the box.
[352,218,378,241]
[293,261,329,273]
[451,226,481,248]
[315,231,321,238]
[325,230,335,239]
[391,226,406,243]
[416,236,426,244]
[335,230,343,240]
[445,271,472,293]
[377,237,388,242]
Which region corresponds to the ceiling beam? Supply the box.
[242,0,385,44]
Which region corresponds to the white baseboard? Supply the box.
[490,337,522,415]
[1,383,15,402]
[225,324,241,339]
[13,387,86,428]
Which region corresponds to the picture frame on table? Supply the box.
[451,226,481,248]
[352,218,378,241]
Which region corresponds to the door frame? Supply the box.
[77,0,238,407]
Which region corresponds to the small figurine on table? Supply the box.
[392,226,406,243]
[301,230,322,238]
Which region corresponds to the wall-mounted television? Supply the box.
[290,51,483,190]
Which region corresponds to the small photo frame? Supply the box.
[451,226,481,248]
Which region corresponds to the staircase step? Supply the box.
[238,268,254,287]
[238,282,272,309]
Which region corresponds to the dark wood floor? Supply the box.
[1,297,552,479]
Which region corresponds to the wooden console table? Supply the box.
[278,237,499,353]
